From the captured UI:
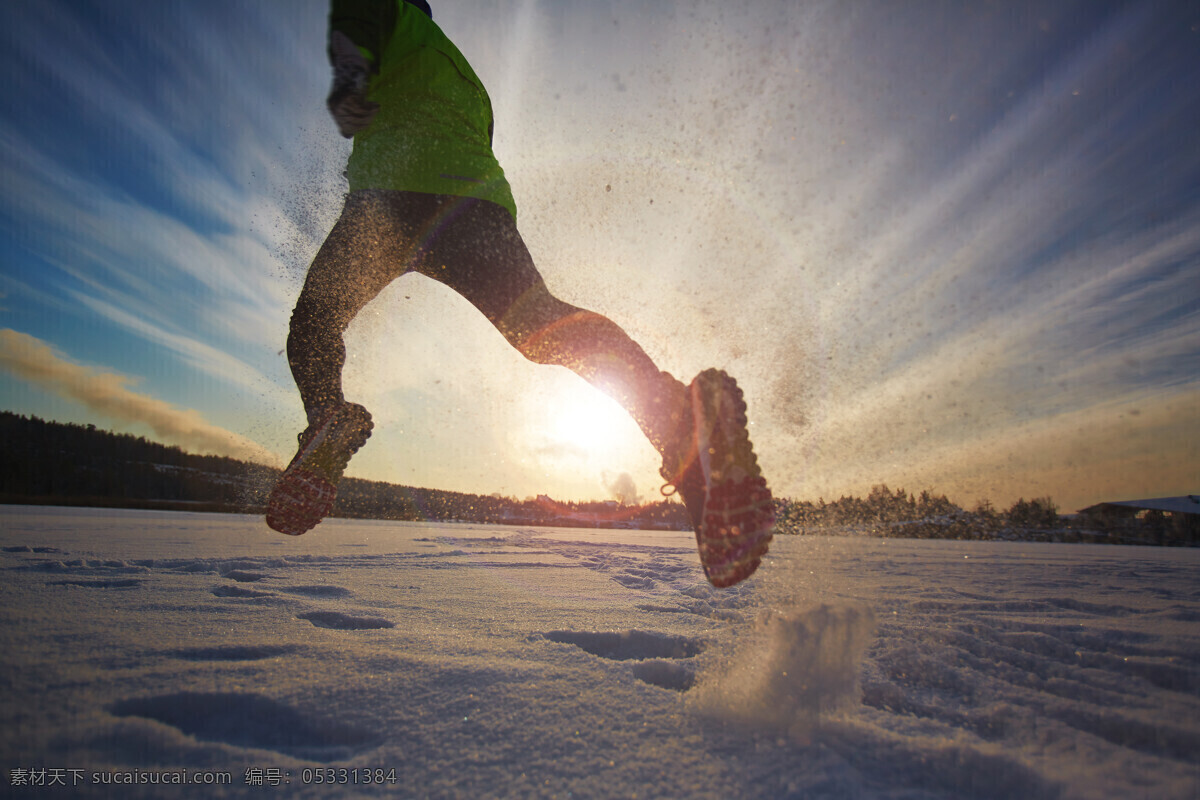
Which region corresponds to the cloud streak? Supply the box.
[0,329,278,466]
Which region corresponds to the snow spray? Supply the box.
[688,603,875,740]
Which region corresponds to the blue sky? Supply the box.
[1,0,1197,512]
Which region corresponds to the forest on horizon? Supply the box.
[1,411,1194,546]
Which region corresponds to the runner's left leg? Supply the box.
[417,195,771,586]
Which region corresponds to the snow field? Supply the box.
[0,505,1197,799]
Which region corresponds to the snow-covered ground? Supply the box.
[1,506,1197,799]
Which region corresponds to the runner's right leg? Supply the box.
[270,191,413,535]
[288,192,413,418]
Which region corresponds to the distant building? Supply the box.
[1078,495,1200,546]
[1078,495,1200,517]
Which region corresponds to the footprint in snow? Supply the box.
[543,629,703,692]
[277,585,353,599]
[109,692,373,761]
[172,644,299,662]
[631,660,696,692]
[612,573,658,590]
[299,611,393,630]
[221,570,269,583]
[50,578,142,589]
[211,585,274,599]
[545,629,703,660]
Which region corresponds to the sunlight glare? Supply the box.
[549,382,643,458]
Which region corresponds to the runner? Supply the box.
[268,0,774,587]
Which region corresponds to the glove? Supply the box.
[326,30,379,138]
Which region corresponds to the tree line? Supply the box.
[3,412,1193,546]
[774,484,1197,546]
[0,412,689,528]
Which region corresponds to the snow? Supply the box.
[1,505,1197,799]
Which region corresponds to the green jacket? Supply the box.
[332,0,517,218]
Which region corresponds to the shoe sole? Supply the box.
[266,403,373,536]
[691,370,774,587]
[266,467,337,536]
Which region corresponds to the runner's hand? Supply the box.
[326,31,379,138]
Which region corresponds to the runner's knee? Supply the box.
[498,285,584,365]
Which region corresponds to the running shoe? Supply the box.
[662,369,774,587]
[266,402,373,536]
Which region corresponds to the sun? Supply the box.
[549,381,643,458]
[522,375,666,501]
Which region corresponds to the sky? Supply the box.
[0,0,1197,513]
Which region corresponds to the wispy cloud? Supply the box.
[0,0,340,413]
[65,290,290,404]
[0,329,278,465]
